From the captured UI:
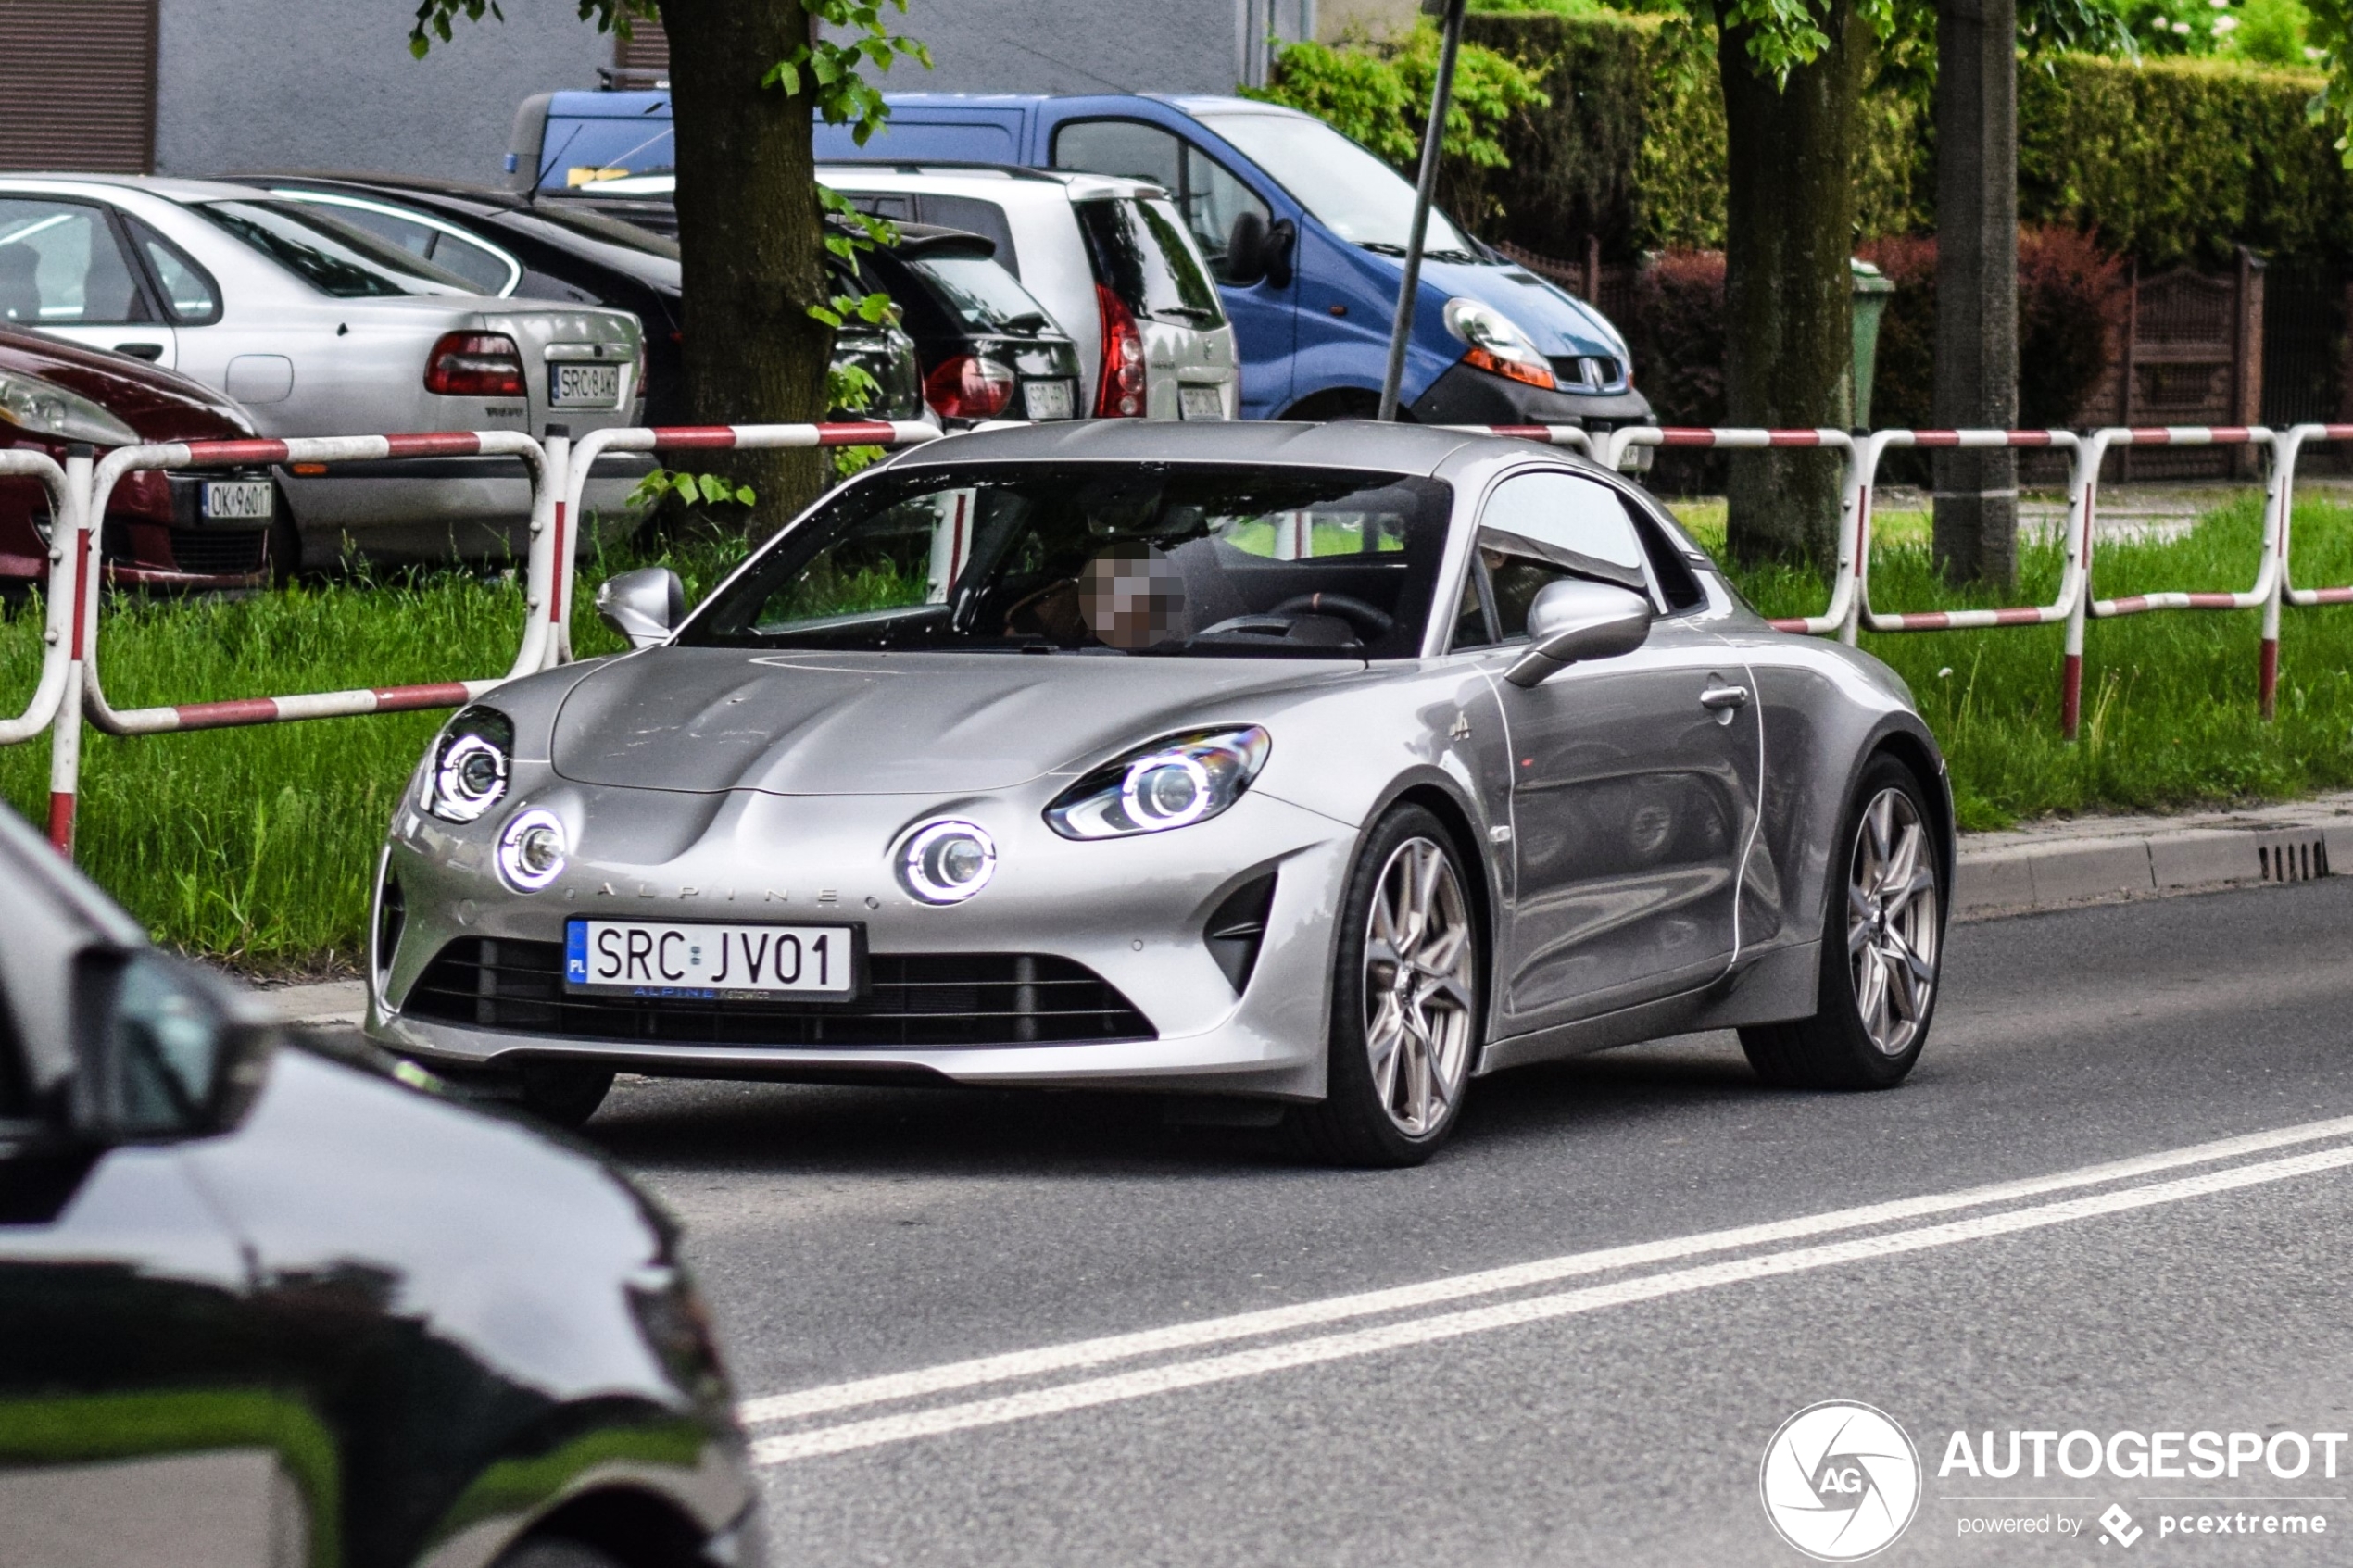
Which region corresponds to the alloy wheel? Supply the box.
[1362,835,1477,1136]
[1846,786,1939,1056]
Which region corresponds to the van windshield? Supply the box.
[681,463,1452,659]
[1190,110,1475,257]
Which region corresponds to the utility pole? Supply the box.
[1932,0,2020,586]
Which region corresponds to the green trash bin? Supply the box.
[1850,257,1895,430]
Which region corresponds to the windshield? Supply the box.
[196,200,477,297]
[1192,110,1474,256]
[1074,198,1224,327]
[909,253,1054,334]
[682,463,1452,659]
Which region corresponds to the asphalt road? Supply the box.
[587,879,2353,1567]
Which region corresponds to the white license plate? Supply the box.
[1178,383,1225,420]
[1023,378,1076,420]
[551,362,622,408]
[203,480,273,520]
[565,919,857,998]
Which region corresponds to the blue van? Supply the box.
[509,90,1653,441]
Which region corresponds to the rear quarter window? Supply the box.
[1073,197,1222,328]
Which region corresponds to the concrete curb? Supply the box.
[1953,795,2351,920]
[246,795,2353,1027]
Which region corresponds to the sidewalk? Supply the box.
[248,792,2350,1029]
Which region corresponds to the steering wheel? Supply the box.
[1269,593,1393,639]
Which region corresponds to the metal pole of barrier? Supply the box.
[2258,427,2299,721]
[0,448,77,747]
[46,445,94,854]
[2281,425,2353,609]
[2059,431,2111,742]
[506,431,562,681]
[542,428,573,670]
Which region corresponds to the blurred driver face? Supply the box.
[1078,545,1187,649]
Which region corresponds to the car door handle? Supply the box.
[1699,684,1750,711]
[114,342,165,361]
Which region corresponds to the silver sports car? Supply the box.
[367,421,1950,1166]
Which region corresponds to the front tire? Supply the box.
[1292,806,1482,1167]
[1740,755,1944,1090]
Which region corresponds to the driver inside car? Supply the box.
[1004,541,1191,647]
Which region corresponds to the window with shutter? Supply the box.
[0,0,157,173]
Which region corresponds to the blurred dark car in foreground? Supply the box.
[0,328,277,593]
[0,803,759,1566]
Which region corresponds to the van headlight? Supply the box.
[1441,298,1555,391]
[425,707,512,823]
[1045,727,1271,840]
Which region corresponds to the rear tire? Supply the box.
[515,1060,614,1129]
[1291,805,1482,1167]
[1739,754,1944,1090]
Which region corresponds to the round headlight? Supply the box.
[434,733,508,822]
[496,808,569,892]
[899,820,997,905]
[1124,754,1213,829]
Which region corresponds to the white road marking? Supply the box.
[736,1113,2353,1427]
[751,1140,2353,1465]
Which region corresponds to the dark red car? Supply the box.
[0,329,276,594]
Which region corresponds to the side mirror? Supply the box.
[597,567,685,649]
[1504,578,1653,687]
[1224,213,1294,290]
[75,952,276,1144]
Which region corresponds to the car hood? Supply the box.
[0,327,255,442]
[550,647,1356,795]
[1415,255,1627,361]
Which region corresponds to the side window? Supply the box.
[1052,119,1271,283]
[1450,565,1495,651]
[1477,470,1654,639]
[1180,145,1270,282]
[0,198,149,325]
[912,195,1019,278]
[1626,504,1706,613]
[123,216,220,324]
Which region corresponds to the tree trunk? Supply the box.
[1931,0,2020,587]
[661,0,834,536]
[1718,5,1866,571]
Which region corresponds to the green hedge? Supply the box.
[1451,12,2351,267]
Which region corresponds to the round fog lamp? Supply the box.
[1124,754,1213,829]
[900,820,997,905]
[497,808,569,892]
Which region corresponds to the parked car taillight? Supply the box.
[1093,285,1146,418]
[924,355,1016,422]
[423,332,526,397]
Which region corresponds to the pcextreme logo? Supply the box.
[1761,1401,1924,1561]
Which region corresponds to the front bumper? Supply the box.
[368,784,1356,1101]
[1409,361,1654,449]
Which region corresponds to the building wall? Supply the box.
[155,0,609,182]
[882,0,1251,96]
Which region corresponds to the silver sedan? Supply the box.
[366,421,1951,1165]
[0,174,648,567]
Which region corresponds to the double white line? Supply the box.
[741,1114,2353,1466]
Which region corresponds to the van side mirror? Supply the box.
[1224,213,1294,290]
[1504,578,1653,687]
[73,953,276,1144]
[597,567,686,648]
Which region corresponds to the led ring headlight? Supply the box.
[496,808,569,892]
[434,733,508,822]
[899,820,997,905]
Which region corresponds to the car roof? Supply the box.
[887,419,1528,476]
[815,164,1161,203]
[0,171,269,202]
[233,171,517,212]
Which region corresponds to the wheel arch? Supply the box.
[497,1484,722,1568]
[1366,771,1502,1056]
[1859,717,1956,911]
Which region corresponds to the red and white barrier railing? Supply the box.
[34,421,943,855]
